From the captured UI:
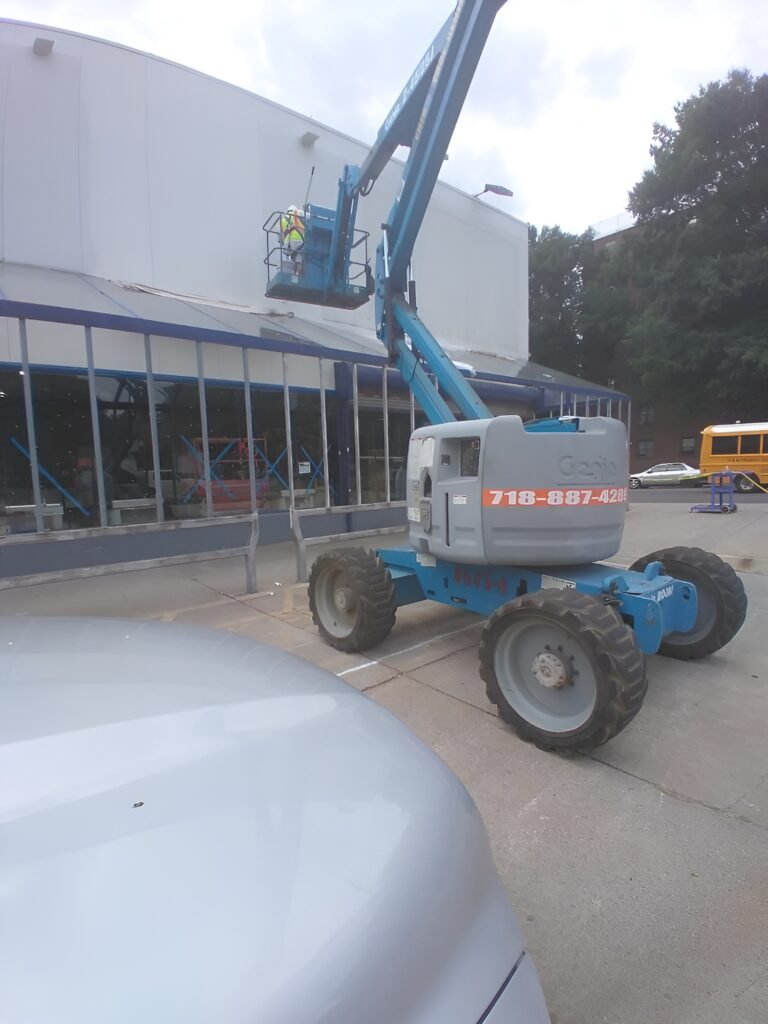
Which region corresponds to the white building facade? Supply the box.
[0,19,622,541]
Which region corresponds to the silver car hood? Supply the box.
[0,617,525,1024]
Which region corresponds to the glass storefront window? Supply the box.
[95,374,157,526]
[18,370,160,530]
[358,407,387,503]
[154,380,204,520]
[0,369,35,533]
[357,405,413,503]
[203,383,253,516]
[290,391,329,509]
[249,387,289,510]
[3,342,421,536]
[30,371,97,529]
[389,407,413,500]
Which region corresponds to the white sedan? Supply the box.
[0,617,550,1024]
[629,462,703,489]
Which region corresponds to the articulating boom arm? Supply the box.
[326,12,456,289]
[266,1,507,424]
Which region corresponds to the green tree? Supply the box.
[579,243,634,389]
[624,69,768,418]
[528,224,633,389]
[528,224,593,375]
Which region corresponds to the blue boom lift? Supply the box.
[264,0,747,752]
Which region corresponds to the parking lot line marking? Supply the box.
[338,620,483,676]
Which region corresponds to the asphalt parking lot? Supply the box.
[3,501,767,1024]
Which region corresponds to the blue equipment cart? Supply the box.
[690,470,738,514]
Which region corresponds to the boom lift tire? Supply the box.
[628,546,747,660]
[309,547,396,652]
[480,589,647,754]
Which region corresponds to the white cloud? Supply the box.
[4,0,767,230]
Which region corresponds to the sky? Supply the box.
[4,0,767,233]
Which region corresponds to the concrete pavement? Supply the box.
[629,488,768,505]
[618,499,768,574]
[2,502,767,1023]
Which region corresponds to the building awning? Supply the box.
[0,262,628,403]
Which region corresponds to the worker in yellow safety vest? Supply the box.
[279,205,305,275]
[280,206,305,249]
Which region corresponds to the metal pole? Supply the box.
[196,341,214,518]
[383,367,391,503]
[409,390,415,434]
[292,509,308,583]
[559,391,564,417]
[319,358,330,509]
[244,512,259,594]
[282,353,295,509]
[242,348,258,513]
[84,326,108,528]
[353,363,362,506]
[144,334,164,523]
[624,400,632,511]
[18,319,44,533]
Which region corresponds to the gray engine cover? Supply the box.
[407,416,628,566]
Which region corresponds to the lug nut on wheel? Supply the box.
[531,650,570,689]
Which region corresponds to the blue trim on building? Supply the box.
[0,299,389,367]
[0,360,321,396]
[0,299,629,404]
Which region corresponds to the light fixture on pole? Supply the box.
[473,183,514,199]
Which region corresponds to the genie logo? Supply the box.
[559,455,618,481]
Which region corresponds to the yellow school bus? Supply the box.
[699,422,768,493]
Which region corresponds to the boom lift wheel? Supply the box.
[309,547,397,652]
[480,589,647,753]
[628,546,747,660]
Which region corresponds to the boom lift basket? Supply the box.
[263,206,373,310]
